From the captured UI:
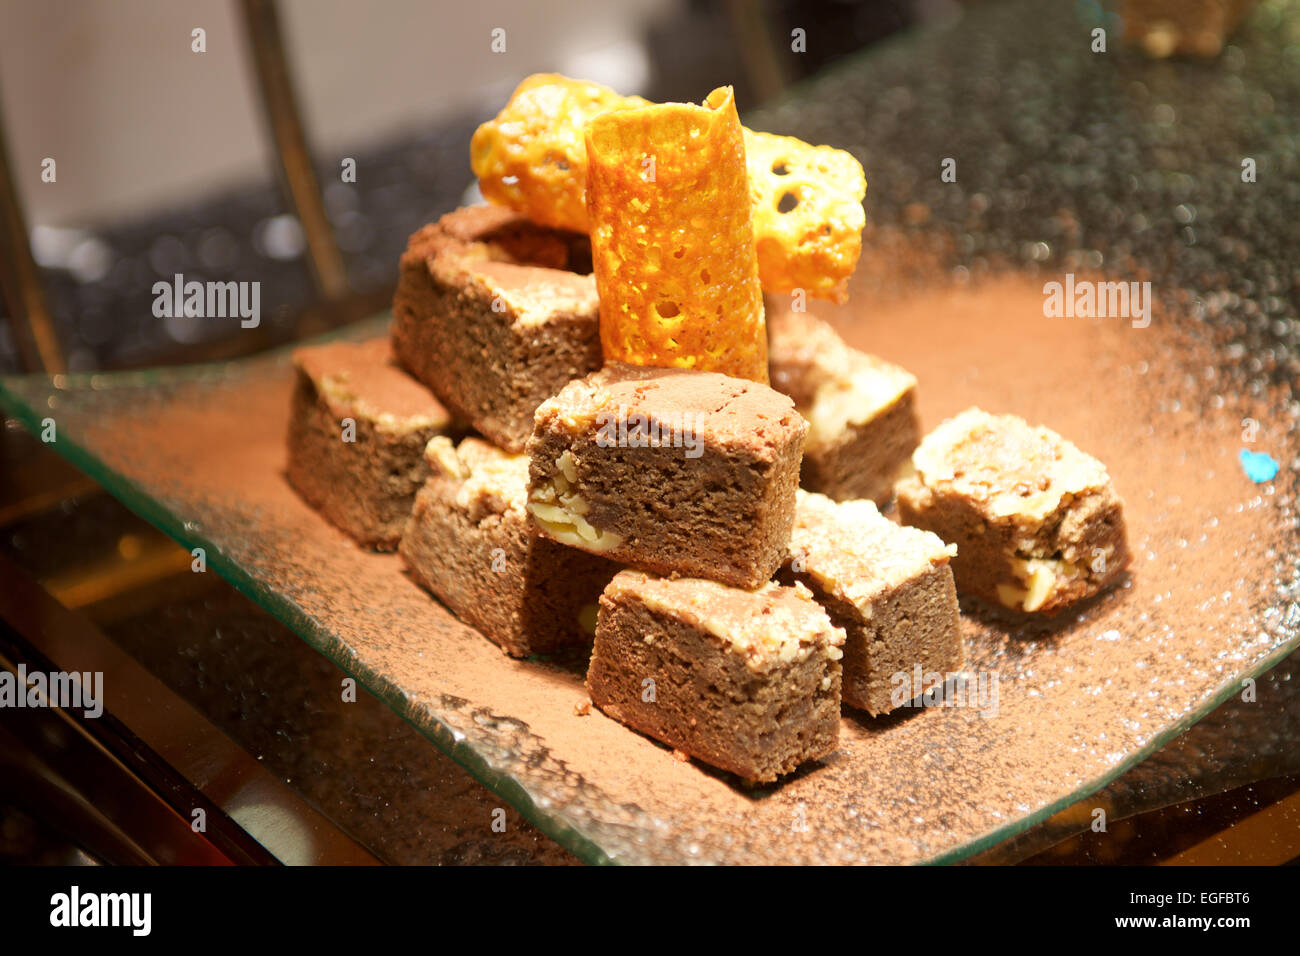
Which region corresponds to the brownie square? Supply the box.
[392,206,602,453]
[286,337,455,550]
[586,570,844,782]
[782,490,963,715]
[896,407,1131,614]
[526,362,806,589]
[767,306,920,504]
[399,437,619,657]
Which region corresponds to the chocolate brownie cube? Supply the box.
[782,490,962,715]
[586,570,845,782]
[392,205,601,452]
[767,306,920,504]
[287,337,455,550]
[400,437,619,657]
[896,407,1130,614]
[526,362,806,589]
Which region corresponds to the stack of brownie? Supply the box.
[286,205,1129,784]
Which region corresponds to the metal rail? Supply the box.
[239,0,350,303]
[0,90,65,374]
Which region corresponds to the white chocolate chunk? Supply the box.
[527,480,623,552]
[557,450,579,483]
[425,436,469,480]
[996,556,1081,612]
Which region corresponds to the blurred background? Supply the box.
[0,0,923,373]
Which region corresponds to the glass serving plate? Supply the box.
[4,0,1299,864]
[3,277,1296,865]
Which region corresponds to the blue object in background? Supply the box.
[1239,449,1280,483]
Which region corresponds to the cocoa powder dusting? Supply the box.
[31,268,1297,865]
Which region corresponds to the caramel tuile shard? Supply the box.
[471,74,866,302]
[584,87,768,383]
[744,129,866,303]
[470,73,648,233]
